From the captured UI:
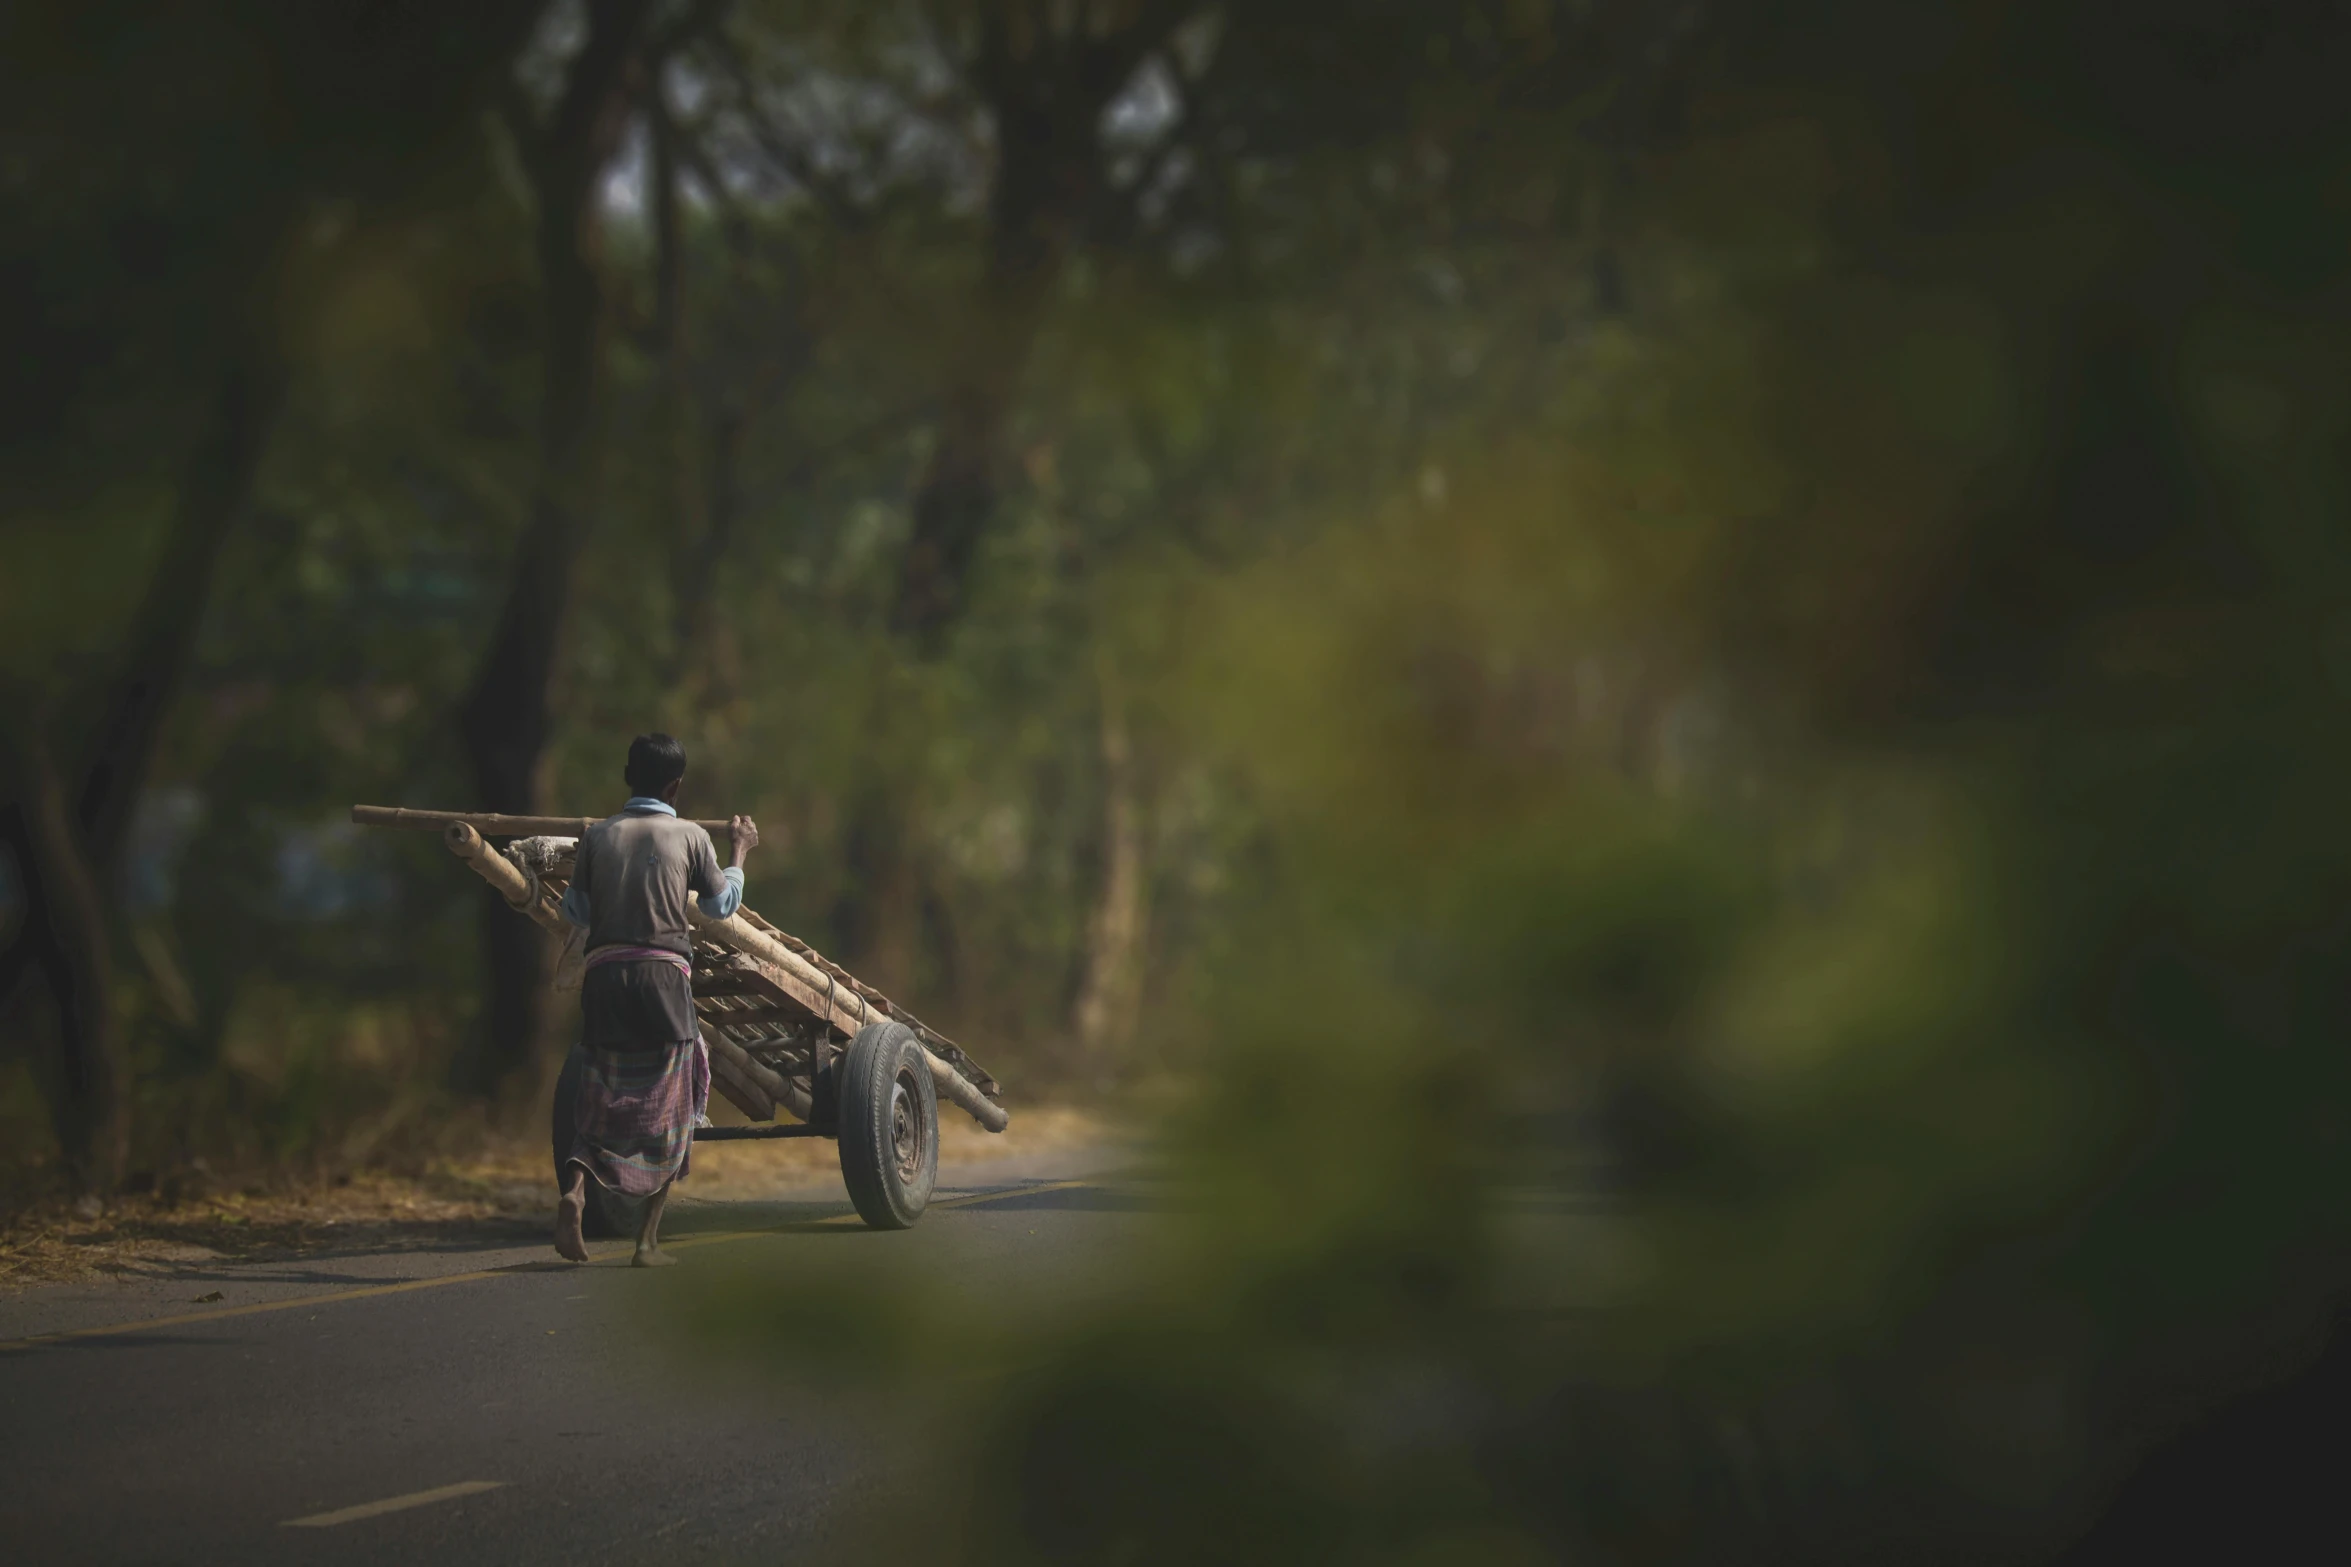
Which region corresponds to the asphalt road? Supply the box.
[0,1148,1141,1566]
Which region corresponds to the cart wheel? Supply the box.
[837,1021,938,1229]
[551,1044,634,1240]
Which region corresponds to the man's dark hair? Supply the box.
[624,733,688,797]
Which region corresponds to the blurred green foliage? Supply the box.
[4,0,2350,1556]
[667,2,2351,1562]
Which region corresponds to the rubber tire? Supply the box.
[836,1021,938,1229]
[551,1043,638,1240]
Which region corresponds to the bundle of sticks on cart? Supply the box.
[352,805,1007,1140]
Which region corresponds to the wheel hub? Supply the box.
[889,1073,924,1182]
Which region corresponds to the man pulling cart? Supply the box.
[552,733,756,1264]
[352,734,1008,1245]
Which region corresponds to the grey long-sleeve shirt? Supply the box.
[558,797,743,954]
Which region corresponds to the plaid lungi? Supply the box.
[564,1032,709,1197]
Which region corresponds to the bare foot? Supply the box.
[554,1186,589,1263]
[631,1177,674,1267]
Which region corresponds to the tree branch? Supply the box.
[0,800,32,1011]
[76,353,280,875]
[1097,72,1195,247]
[971,6,1016,102]
[540,0,658,202]
[668,110,758,234]
[708,26,866,226]
[1076,0,1197,105]
[648,0,733,61]
[494,70,548,177]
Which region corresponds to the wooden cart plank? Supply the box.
[690,1003,805,1028]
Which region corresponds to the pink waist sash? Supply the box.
[584,944,693,977]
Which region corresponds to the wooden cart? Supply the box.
[353,806,1007,1230]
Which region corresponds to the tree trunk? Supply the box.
[651,99,749,722]
[76,359,280,869]
[833,789,925,1000]
[1072,654,1149,1070]
[893,364,1026,646]
[0,354,275,1188]
[686,404,744,701]
[890,9,1176,645]
[650,93,709,694]
[888,81,1075,643]
[0,360,276,1010]
[453,0,652,1094]
[0,729,126,1192]
[454,403,591,1089]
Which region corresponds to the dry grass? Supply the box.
[0,1103,1110,1291]
[0,1156,548,1291]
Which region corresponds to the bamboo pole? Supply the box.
[706,1060,774,1123]
[688,906,877,1037]
[689,918,1005,1131]
[736,909,930,1038]
[706,1030,811,1122]
[358,804,737,841]
[704,1040,777,1121]
[928,1049,1010,1133]
[443,821,569,935]
[687,906,999,1096]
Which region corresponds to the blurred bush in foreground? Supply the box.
[679,3,2351,1562]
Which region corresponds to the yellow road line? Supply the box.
[0,1260,565,1353]
[281,1479,507,1528]
[934,1179,1089,1211]
[0,1180,1095,1353]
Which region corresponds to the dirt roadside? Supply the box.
[0,1104,1106,1290]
